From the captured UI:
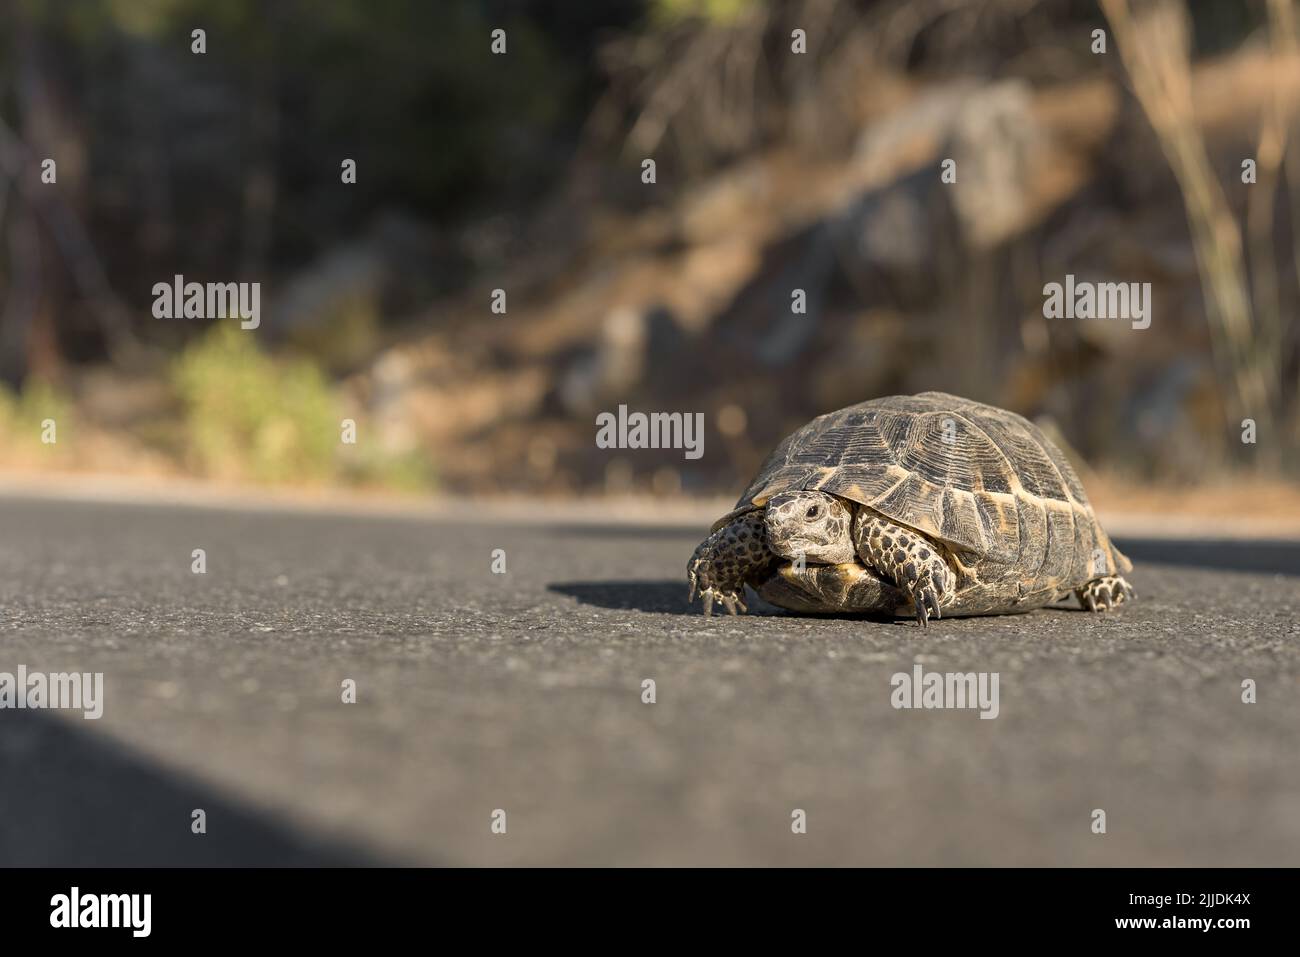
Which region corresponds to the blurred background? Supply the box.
[3,0,1299,873]
[0,0,1296,509]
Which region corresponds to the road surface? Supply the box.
[1,495,1297,865]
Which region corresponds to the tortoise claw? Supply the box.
[697,586,747,617]
[911,590,929,628]
[907,581,945,628]
[926,589,942,621]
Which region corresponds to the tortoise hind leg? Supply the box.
[1076,576,1135,612]
[851,509,956,627]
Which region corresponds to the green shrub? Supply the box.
[654,0,755,25]
[172,324,437,490]
[172,324,338,484]
[0,379,73,462]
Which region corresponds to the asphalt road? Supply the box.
[1,495,1297,866]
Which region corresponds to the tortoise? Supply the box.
[687,392,1133,626]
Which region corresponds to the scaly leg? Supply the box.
[688,511,779,616]
[851,509,956,627]
[1076,576,1134,612]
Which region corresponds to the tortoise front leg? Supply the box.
[687,511,778,616]
[851,509,956,627]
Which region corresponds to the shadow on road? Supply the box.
[0,710,390,866]
[1117,537,1300,577]
[549,580,700,614]
[549,580,925,621]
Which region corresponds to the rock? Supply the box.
[558,305,688,415]
[944,81,1043,249]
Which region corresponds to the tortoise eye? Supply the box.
[806,505,821,519]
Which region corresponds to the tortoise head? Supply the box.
[763,491,856,565]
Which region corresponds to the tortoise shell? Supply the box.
[718,392,1130,610]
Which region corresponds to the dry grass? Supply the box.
[1102,0,1291,462]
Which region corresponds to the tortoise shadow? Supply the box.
[550,580,725,615]
[548,580,903,621]
[549,579,1112,623]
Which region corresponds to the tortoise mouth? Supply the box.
[782,559,881,577]
[771,540,851,565]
